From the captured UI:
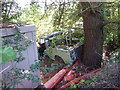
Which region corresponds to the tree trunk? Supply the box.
[81,2,104,69]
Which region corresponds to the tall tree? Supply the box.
[81,2,104,69]
[32,0,119,69]
[51,1,104,69]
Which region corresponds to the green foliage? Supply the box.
[1,1,22,23]
[0,26,40,89]
[3,26,32,63]
[70,82,81,88]
[82,77,98,87]
[1,68,40,88]
[0,46,16,64]
[19,1,54,41]
[80,79,85,83]
[19,1,84,41]
[51,37,65,48]
[70,76,99,88]
[85,80,91,85]
[30,58,64,75]
[17,1,119,51]
[104,29,119,52]
[53,1,82,30]
[103,2,120,53]
[108,49,120,63]
[70,82,77,88]
[92,77,98,81]
[1,1,119,88]
[30,60,44,72]
[50,30,82,48]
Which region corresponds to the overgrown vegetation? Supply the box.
[30,56,65,76]
[0,26,39,88]
[69,63,119,88]
[0,25,65,88]
[18,1,120,60]
[1,1,21,24]
[0,46,16,64]
[0,0,119,89]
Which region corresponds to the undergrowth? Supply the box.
[70,48,119,88]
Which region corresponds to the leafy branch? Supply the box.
[0,26,39,89]
[102,20,120,26]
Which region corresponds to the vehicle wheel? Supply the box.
[55,55,65,64]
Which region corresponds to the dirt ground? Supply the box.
[54,62,119,89]
[89,63,119,88]
[37,55,119,89]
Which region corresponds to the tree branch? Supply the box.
[102,20,120,26]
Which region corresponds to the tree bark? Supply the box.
[81,2,104,69]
